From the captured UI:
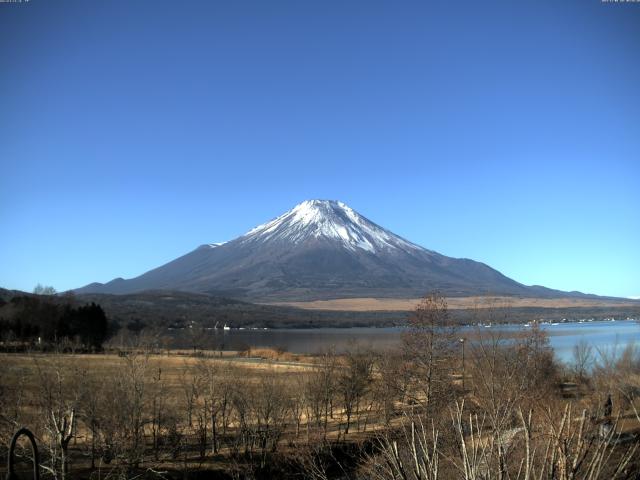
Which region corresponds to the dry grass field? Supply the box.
[0,349,392,478]
[270,295,640,311]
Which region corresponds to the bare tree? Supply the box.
[77,372,104,469]
[253,373,290,464]
[289,372,308,439]
[95,352,150,472]
[337,345,374,435]
[33,355,79,480]
[147,365,168,460]
[368,400,639,480]
[51,409,75,480]
[308,349,338,438]
[403,292,458,409]
[572,338,594,383]
[374,350,411,425]
[33,284,57,295]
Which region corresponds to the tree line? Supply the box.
[0,293,110,350]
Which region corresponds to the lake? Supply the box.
[190,319,640,364]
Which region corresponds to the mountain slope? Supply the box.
[76,200,571,301]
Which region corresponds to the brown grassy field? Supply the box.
[2,342,640,480]
[270,295,640,311]
[0,350,361,476]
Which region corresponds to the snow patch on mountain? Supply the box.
[242,200,425,254]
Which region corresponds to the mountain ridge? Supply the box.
[75,200,601,301]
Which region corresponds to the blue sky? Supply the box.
[1,0,638,298]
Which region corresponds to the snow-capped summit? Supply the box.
[242,200,423,254]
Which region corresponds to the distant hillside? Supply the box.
[72,290,404,329]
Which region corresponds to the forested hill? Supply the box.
[73,290,403,329]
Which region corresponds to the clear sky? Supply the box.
[1,1,638,298]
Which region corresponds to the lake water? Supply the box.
[199,319,640,364]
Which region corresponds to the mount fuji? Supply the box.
[76,200,571,301]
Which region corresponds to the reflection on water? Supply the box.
[175,320,640,363]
